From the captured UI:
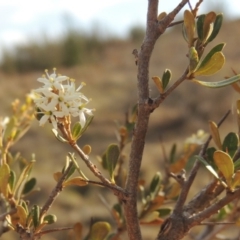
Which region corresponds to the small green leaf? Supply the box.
[72,122,82,140]
[22,178,36,195]
[169,144,177,163]
[9,170,16,192]
[207,13,223,43]
[80,115,94,136]
[32,205,40,228]
[209,121,222,149]
[213,150,234,186]
[234,159,240,171]
[162,69,172,90]
[193,51,225,76]
[205,147,216,166]
[196,155,221,180]
[196,14,205,41]
[113,203,122,218]
[106,144,120,182]
[65,163,76,180]
[89,222,111,240]
[192,74,240,88]
[14,161,35,195]
[43,214,57,224]
[101,152,108,170]
[156,208,172,217]
[52,129,68,143]
[222,132,239,158]
[149,172,161,194]
[196,43,225,71]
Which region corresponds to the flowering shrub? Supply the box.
[1,1,240,240]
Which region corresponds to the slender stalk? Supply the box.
[123,0,189,239]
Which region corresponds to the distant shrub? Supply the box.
[0,29,106,73]
[128,25,145,42]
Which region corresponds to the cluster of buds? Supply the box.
[33,69,93,130]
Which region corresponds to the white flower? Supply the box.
[33,69,93,129]
[37,68,68,91]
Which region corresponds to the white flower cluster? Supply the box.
[33,69,93,129]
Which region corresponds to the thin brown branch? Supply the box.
[57,123,128,200]
[71,143,128,201]
[34,226,72,238]
[174,110,231,214]
[158,0,189,33]
[153,67,189,108]
[123,1,190,239]
[190,188,240,224]
[40,161,74,218]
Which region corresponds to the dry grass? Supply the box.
[1,19,240,239]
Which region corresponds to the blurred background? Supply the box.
[1,0,240,239]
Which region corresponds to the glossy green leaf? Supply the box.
[196,155,220,180]
[52,129,68,143]
[149,172,161,194]
[65,163,76,180]
[193,51,225,76]
[196,43,225,71]
[113,203,122,218]
[32,205,40,228]
[222,132,239,158]
[205,147,216,166]
[207,13,223,43]
[80,115,94,136]
[22,178,36,195]
[209,121,222,149]
[106,144,120,182]
[9,170,16,192]
[89,222,111,240]
[162,69,172,90]
[183,10,195,46]
[169,144,177,163]
[234,158,240,171]
[43,214,57,224]
[196,14,205,41]
[192,74,240,88]
[101,152,108,170]
[213,150,234,186]
[156,208,172,217]
[72,122,82,140]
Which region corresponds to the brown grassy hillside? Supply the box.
[1,19,240,239]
